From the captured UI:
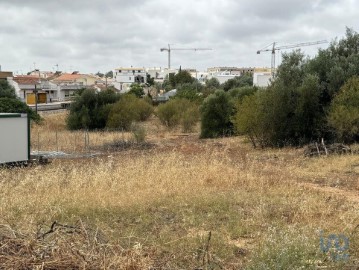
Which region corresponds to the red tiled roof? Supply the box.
[13,76,40,85]
[52,73,82,82]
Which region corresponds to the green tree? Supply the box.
[228,86,258,101]
[173,70,195,86]
[156,99,182,128]
[231,28,359,146]
[0,80,17,99]
[222,74,253,91]
[67,88,120,130]
[232,93,264,148]
[0,97,41,122]
[328,76,359,142]
[307,27,359,105]
[105,70,113,78]
[146,74,155,86]
[156,98,199,132]
[175,82,203,103]
[200,90,234,138]
[128,83,144,97]
[294,74,322,143]
[96,71,104,78]
[205,77,220,89]
[107,94,153,130]
[0,80,40,122]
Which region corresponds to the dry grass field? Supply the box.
[0,111,358,269]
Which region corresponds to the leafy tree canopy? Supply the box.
[200,90,234,138]
[222,74,253,91]
[0,80,17,99]
[0,97,41,122]
[0,80,40,122]
[67,88,120,130]
[328,76,359,142]
[128,83,145,98]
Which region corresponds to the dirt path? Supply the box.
[299,182,359,203]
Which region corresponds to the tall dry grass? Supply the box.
[0,112,358,268]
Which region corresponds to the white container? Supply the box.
[0,113,30,164]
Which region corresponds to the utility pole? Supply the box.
[160,44,212,69]
[34,84,38,114]
[33,69,41,113]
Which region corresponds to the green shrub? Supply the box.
[228,86,258,101]
[0,97,41,123]
[107,94,154,130]
[182,105,200,133]
[157,98,199,131]
[131,123,146,143]
[200,90,234,138]
[0,80,17,99]
[136,98,154,121]
[0,80,41,122]
[67,89,120,130]
[156,99,182,128]
[328,76,359,142]
[232,93,264,148]
[128,83,144,97]
[222,74,253,91]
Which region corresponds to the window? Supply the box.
[129,77,131,80]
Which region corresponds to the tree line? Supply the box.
[1,28,358,147]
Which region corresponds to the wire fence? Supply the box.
[30,129,143,159]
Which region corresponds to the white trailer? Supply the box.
[0,113,30,164]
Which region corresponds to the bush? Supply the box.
[328,76,359,142]
[156,99,181,128]
[0,80,17,99]
[200,90,234,138]
[131,123,146,143]
[0,80,41,122]
[156,99,200,132]
[128,83,144,97]
[67,89,120,130]
[228,86,258,101]
[222,74,253,91]
[107,94,154,130]
[232,93,264,148]
[232,52,326,147]
[205,77,220,89]
[0,97,41,123]
[136,99,154,121]
[182,105,200,132]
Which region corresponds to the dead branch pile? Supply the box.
[304,142,352,157]
[0,221,153,269]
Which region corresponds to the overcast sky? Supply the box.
[0,0,357,74]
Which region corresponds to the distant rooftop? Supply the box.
[114,67,145,71]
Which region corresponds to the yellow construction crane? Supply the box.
[160,44,212,69]
[257,40,328,77]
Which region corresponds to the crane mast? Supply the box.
[160,44,212,69]
[257,40,328,77]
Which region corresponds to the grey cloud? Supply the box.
[0,0,357,73]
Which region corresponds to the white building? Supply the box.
[113,67,147,93]
[210,71,241,84]
[253,68,272,87]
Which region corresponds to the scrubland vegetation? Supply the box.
[0,28,359,269]
[0,111,357,269]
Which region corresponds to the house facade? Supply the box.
[113,67,147,93]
